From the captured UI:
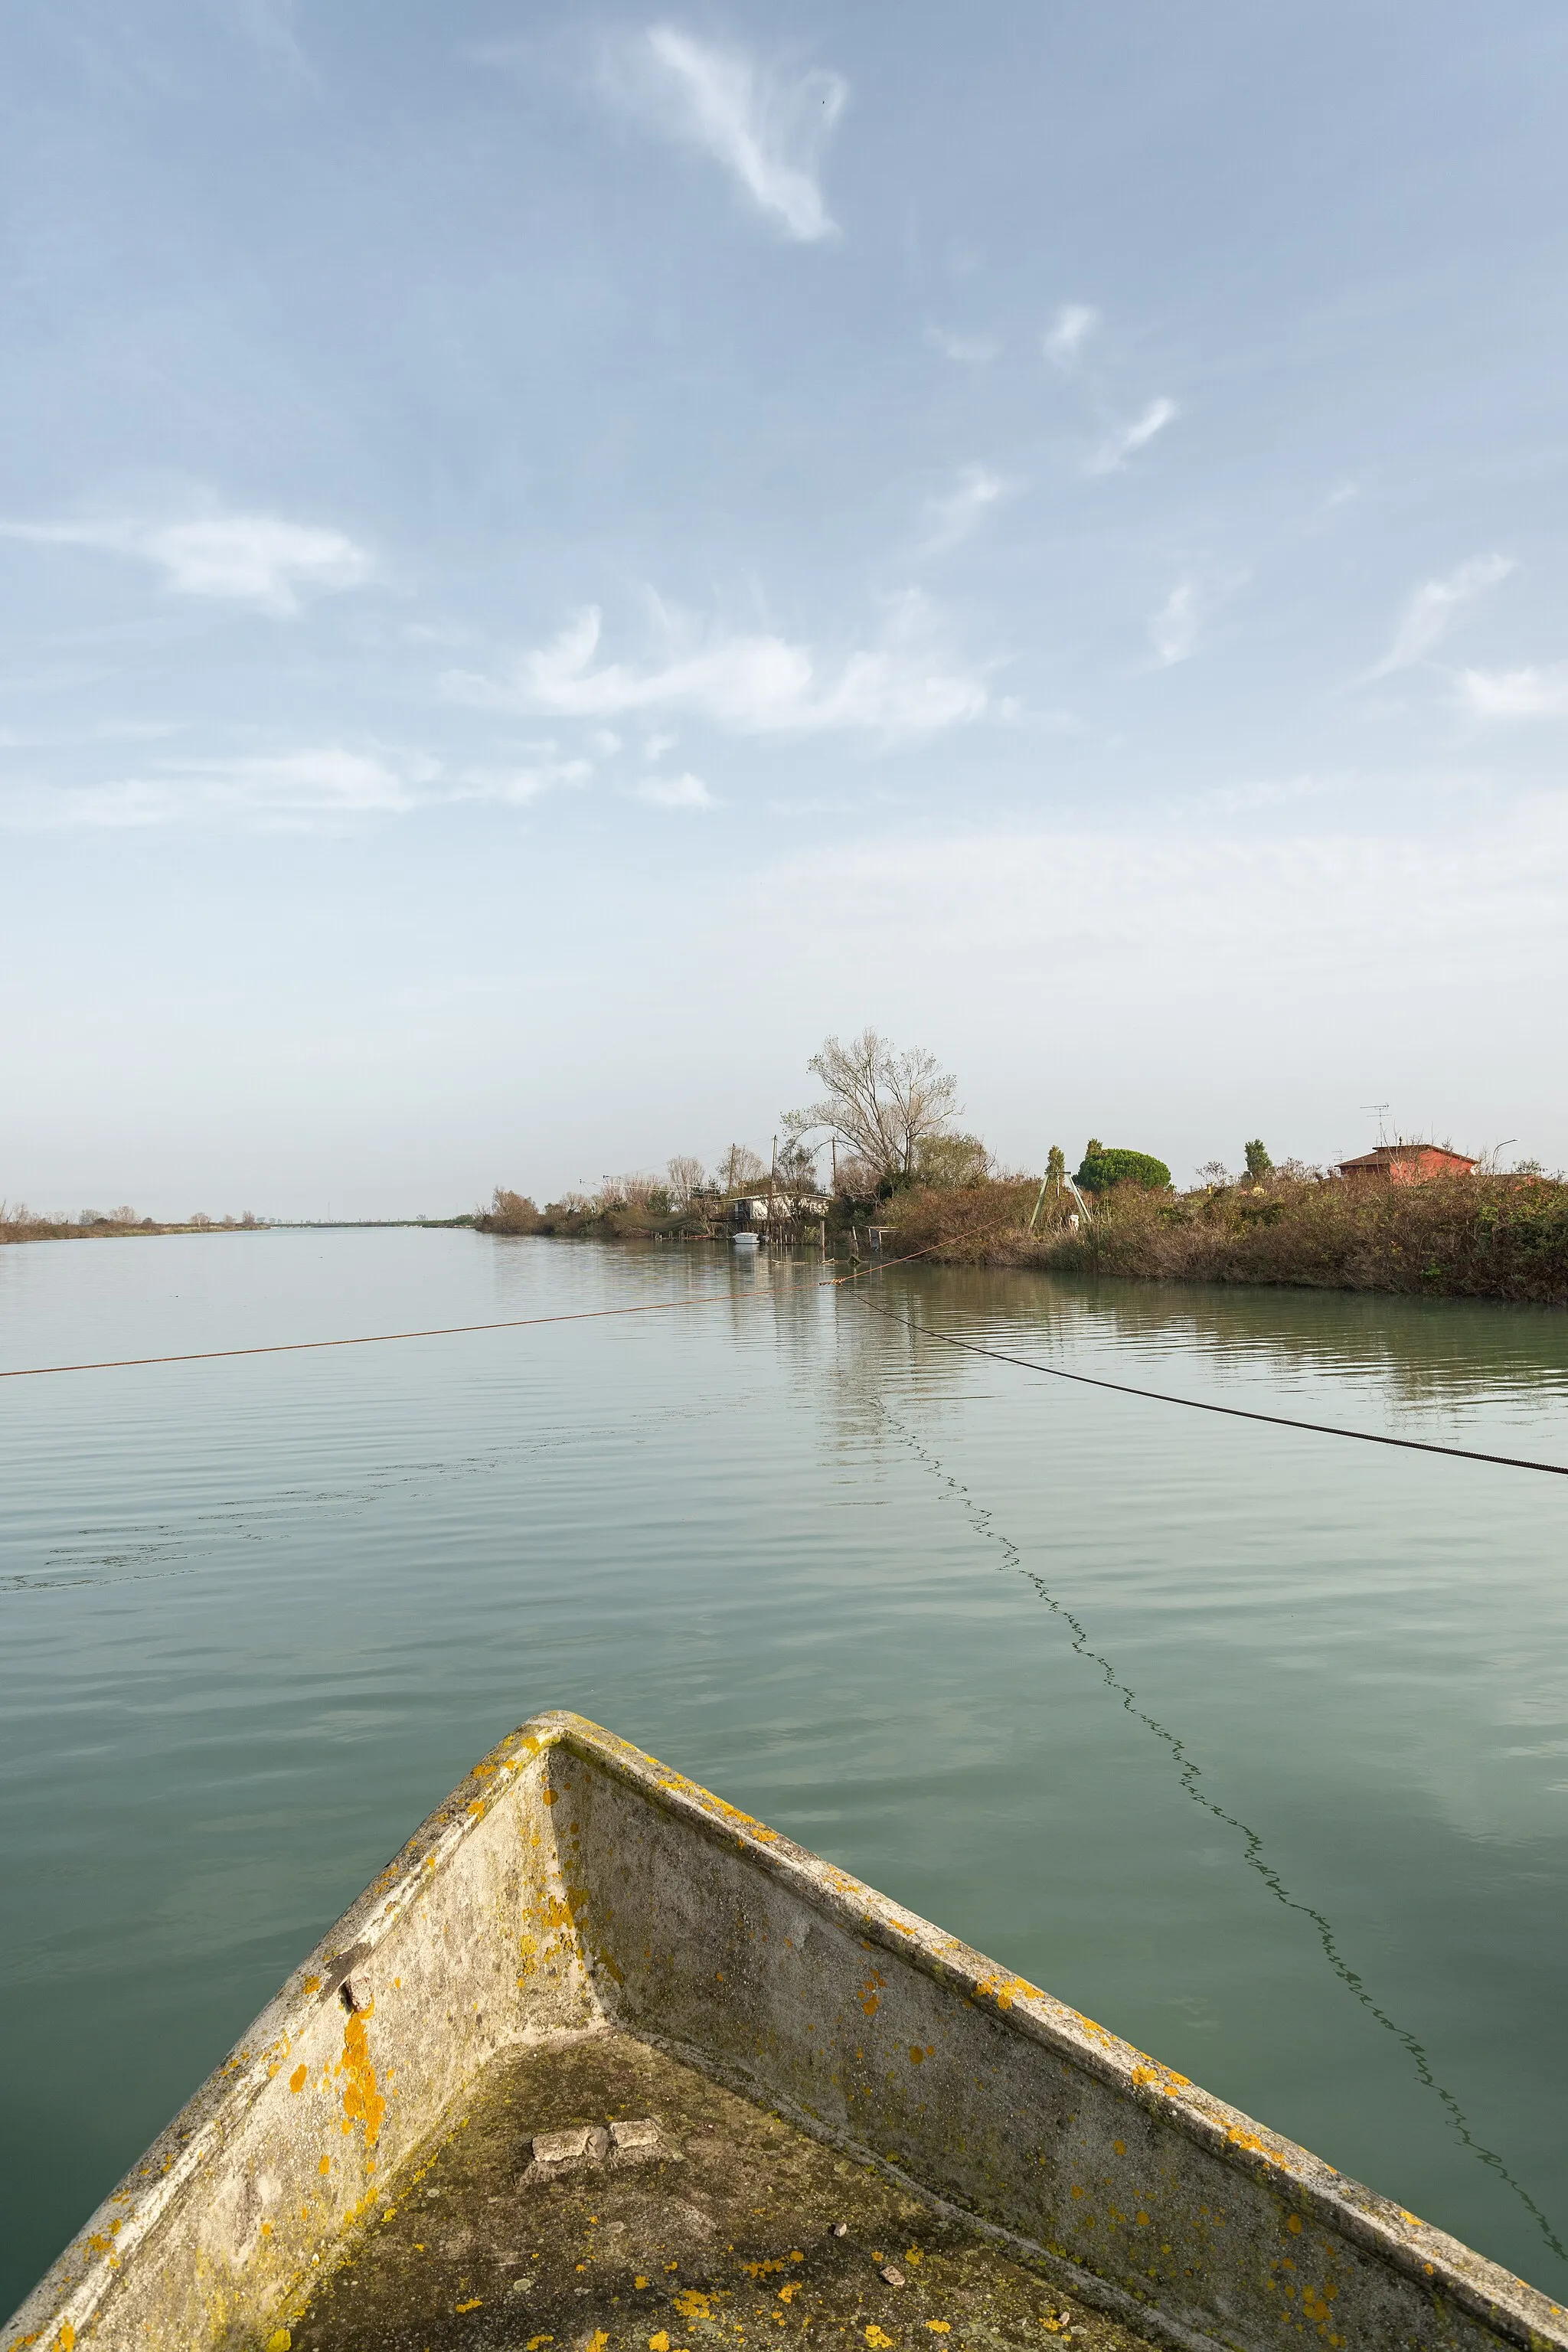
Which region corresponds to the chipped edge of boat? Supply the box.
[5,1709,1566,2352]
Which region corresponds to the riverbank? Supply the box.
[474,1188,714,1242]
[0,1207,266,1246]
[880,1173,1568,1305]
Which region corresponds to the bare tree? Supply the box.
[784,1031,960,1187]
[717,1143,766,1196]
[913,1132,991,1187]
[666,1155,707,1206]
[776,1138,821,1192]
[600,1171,668,1214]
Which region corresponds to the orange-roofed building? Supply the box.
[1335,1143,1478,1184]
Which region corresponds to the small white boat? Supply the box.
[732,1230,760,1249]
[8,1713,1564,2352]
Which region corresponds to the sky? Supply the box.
[2,1,1566,1216]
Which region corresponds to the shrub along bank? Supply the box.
[881,1174,1568,1306]
[474,1186,717,1241]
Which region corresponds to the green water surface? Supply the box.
[2,1230,1566,2314]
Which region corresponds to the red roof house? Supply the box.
[1335,1144,1477,1184]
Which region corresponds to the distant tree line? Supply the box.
[473,1028,1564,1299]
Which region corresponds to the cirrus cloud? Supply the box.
[1149,578,1203,667]
[1044,302,1100,370]
[634,771,715,808]
[1361,554,1514,682]
[920,463,1013,556]
[2,747,422,831]
[0,743,595,831]
[1456,663,1568,719]
[442,593,991,738]
[0,506,374,615]
[926,325,1000,365]
[609,24,846,243]
[1085,397,1178,477]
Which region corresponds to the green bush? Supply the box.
[1075,1146,1171,1193]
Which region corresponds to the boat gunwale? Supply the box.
[5,1709,1566,2352]
[549,1715,1568,2350]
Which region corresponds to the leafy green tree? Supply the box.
[1244,1138,1273,1181]
[1075,1145,1172,1193]
[1046,1145,1066,1184]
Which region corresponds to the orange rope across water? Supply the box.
[0,1245,934,1381]
[10,1246,1562,1478]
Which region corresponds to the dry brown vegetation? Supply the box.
[0,1204,263,1245]
[474,1181,707,1240]
[882,1173,1568,1305]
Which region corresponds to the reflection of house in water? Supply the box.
[1335,1143,1477,1184]
[728,1192,831,1230]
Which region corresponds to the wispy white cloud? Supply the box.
[609,25,845,242]
[3,748,423,831]
[920,463,1011,556]
[442,593,991,737]
[925,325,1000,364]
[634,771,715,808]
[743,805,1568,979]
[0,508,374,615]
[1,744,593,831]
[450,756,594,806]
[1149,579,1202,667]
[1085,397,1178,477]
[1043,303,1099,370]
[1362,554,1514,681]
[1456,663,1568,719]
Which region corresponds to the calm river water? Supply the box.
[4,1230,1568,2313]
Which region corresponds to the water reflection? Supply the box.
[870,1389,1568,2269]
[871,1263,1568,1424]
[4,1233,1567,2310]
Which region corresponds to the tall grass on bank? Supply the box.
[883,1174,1568,1305]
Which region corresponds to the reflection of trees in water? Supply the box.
[717,1250,844,1359]
[875,1265,1568,1419]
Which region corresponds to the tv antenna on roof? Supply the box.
[1361,1102,1391,1145]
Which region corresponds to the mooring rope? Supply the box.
[8,1248,1563,1478]
[0,1243,931,1380]
[854,1294,1568,1477]
[870,1392,1568,2263]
